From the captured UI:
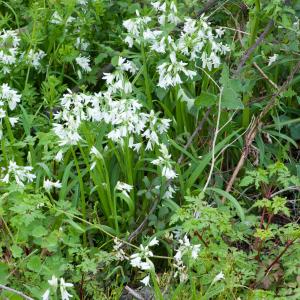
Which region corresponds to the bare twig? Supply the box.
[0,284,34,300]
[203,88,223,193]
[197,0,220,17]
[253,62,279,90]
[270,186,300,198]
[124,286,145,300]
[235,19,274,75]
[128,199,158,242]
[177,108,211,164]
[223,60,300,200]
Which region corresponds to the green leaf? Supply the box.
[31,225,48,238]
[220,66,244,109]
[27,256,42,272]
[11,245,23,258]
[195,91,217,107]
[206,187,245,221]
[221,87,244,109]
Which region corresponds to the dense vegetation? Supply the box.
[0,0,299,299]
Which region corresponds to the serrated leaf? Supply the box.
[221,87,244,109]
[195,91,217,107]
[11,245,23,258]
[32,225,48,237]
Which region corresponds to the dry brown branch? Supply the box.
[253,62,279,90]
[235,19,274,75]
[223,60,300,202]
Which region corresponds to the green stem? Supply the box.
[4,115,15,145]
[71,146,87,247]
[113,194,119,234]
[242,94,250,128]
[141,42,153,109]
[249,0,261,47]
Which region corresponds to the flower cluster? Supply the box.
[157,51,196,88]
[43,178,62,192]
[42,275,73,300]
[75,55,92,73]
[129,237,159,286]
[123,1,230,89]
[103,57,137,94]
[0,29,20,74]
[24,49,46,70]
[1,161,36,187]
[152,144,177,180]
[173,235,201,282]
[53,86,170,151]
[0,84,21,137]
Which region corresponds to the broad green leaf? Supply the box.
[195,91,217,107]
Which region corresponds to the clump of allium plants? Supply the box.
[0,0,299,299]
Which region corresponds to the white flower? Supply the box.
[140,275,150,286]
[116,181,133,197]
[152,144,177,180]
[1,161,36,187]
[0,83,21,111]
[212,271,225,284]
[9,117,18,127]
[268,54,278,66]
[148,237,159,247]
[48,275,58,288]
[25,49,46,69]
[157,52,196,89]
[55,150,64,162]
[43,178,62,192]
[130,255,142,268]
[191,244,201,259]
[75,37,89,51]
[60,278,73,300]
[113,238,127,261]
[162,166,177,180]
[90,146,101,159]
[42,289,50,300]
[76,55,92,72]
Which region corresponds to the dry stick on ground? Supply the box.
[0,284,34,300]
[234,19,274,76]
[124,285,145,300]
[177,108,211,164]
[223,60,300,202]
